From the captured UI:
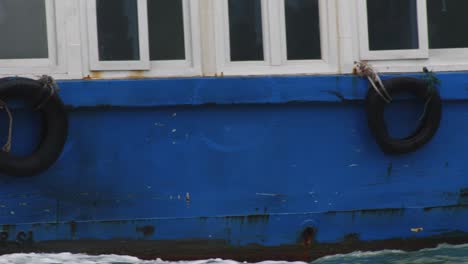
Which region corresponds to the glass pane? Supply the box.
[428,0,468,49]
[285,0,321,60]
[228,0,264,61]
[0,0,48,59]
[148,0,185,60]
[367,0,419,51]
[97,0,140,61]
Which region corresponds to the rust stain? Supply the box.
[459,188,468,197]
[246,214,269,224]
[387,162,393,177]
[343,233,360,243]
[301,227,316,246]
[326,208,405,216]
[90,71,103,79]
[136,225,155,237]
[69,221,77,238]
[2,224,14,233]
[224,214,270,225]
[360,208,404,216]
[224,215,245,225]
[459,188,468,205]
[424,204,468,212]
[128,70,145,79]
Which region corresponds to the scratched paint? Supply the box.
[0,75,466,260]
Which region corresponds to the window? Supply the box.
[87,0,199,75]
[0,0,48,59]
[427,0,468,49]
[357,0,428,60]
[352,0,468,73]
[214,0,338,75]
[4,1,468,79]
[88,0,149,70]
[228,0,264,62]
[284,0,321,60]
[0,0,64,72]
[148,0,186,61]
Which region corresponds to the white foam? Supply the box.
[0,244,468,264]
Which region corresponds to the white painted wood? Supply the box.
[60,0,84,79]
[267,0,283,66]
[337,0,359,73]
[357,0,428,60]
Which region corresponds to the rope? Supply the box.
[35,75,58,111]
[353,61,392,103]
[0,75,58,154]
[418,67,440,122]
[0,99,13,153]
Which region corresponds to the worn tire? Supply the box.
[0,77,68,176]
[366,77,442,155]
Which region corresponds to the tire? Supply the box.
[0,77,68,176]
[366,77,442,155]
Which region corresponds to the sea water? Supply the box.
[0,244,467,264]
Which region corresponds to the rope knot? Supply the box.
[0,99,12,153]
[35,75,58,111]
[353,61,392,103]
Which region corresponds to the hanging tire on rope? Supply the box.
[354,62,442,155]
[0,76,68,176]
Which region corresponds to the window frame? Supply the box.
[213,0,338,76]
[5,0,468,79]
[0,0,66,75]
[87,0,151,71]
[146,0,201,77]
[85,0,201,77]
[356,0,429,61]
[345,0,468,74]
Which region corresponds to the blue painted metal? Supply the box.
[0,73,468,255]
[59,72,468,108]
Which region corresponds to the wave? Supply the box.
[1,244,468,264]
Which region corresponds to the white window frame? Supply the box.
[84,0,201,78]
[356,0,428,61]
[344,0,468,74]
[213,0,338,76]
[147,0,201,77]
[87,0,150,71]
[0,0,67,75]
[278,0,337,72]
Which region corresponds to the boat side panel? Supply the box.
[0,75,466,259]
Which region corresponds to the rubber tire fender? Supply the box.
[0,78,68,176]
[366,77,442,155]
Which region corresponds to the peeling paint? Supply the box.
[255,193,284,197]
[411,227,424,233]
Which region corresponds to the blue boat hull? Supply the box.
[0,73,468,261]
